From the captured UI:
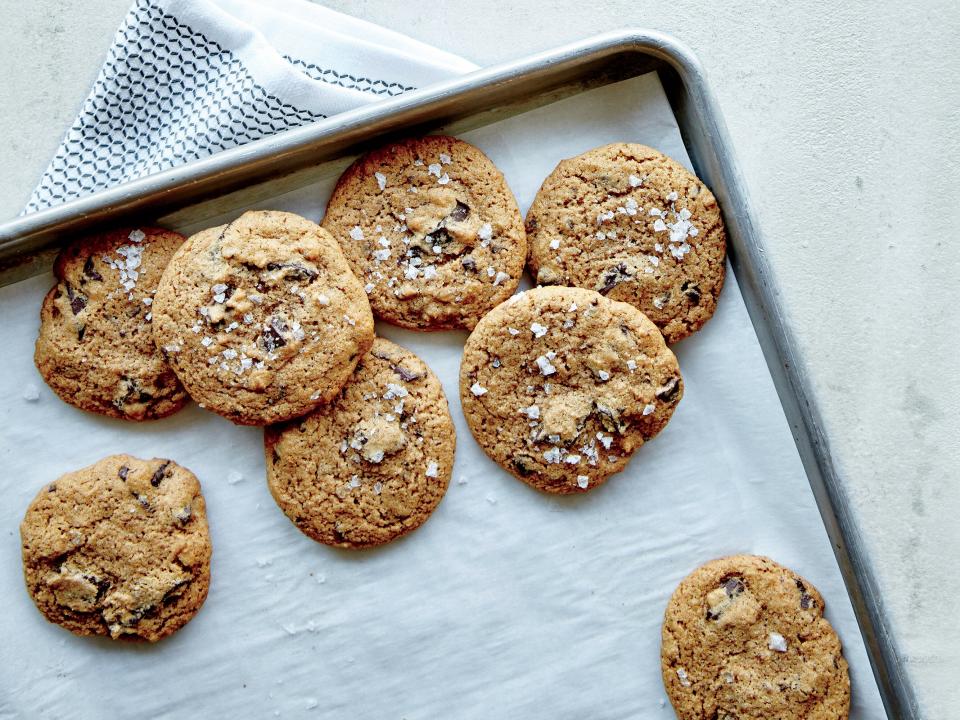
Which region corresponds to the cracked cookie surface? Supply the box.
[34,227,188,420]
[152,211,374,425]
[20,454,211,642]
[526,143,726,343]
[321,135,526,330]
[459,286,682,494]
[265,338,454,548]
[661,555,851,720]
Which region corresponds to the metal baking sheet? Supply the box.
[0,30,913,719]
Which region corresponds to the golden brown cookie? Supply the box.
[20,455,211,642]
[459,286,682,494]
[661,555,851,720]
[321,135,526,330]
[34,227,188,420]
[152,211,374,425]
[526,143,727,343]
[265,338,454,548]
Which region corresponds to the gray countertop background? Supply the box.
[2,1,957,716]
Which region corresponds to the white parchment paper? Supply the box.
[0,73,885,719]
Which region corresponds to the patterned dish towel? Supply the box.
[24,0,476,214]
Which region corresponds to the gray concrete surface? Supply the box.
[1,1,957,716]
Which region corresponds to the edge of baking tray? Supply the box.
[644,34,918,720]
[0,28,917,719]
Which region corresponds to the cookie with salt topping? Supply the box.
[321,135,526,330]
[661,555,851,720]
[34,227,188,420]
[20,454,211,642]
[460,286,682,494]
[264,338,454,548]
[152,211,374,425]
[526,143,726,343]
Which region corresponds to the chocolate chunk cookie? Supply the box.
[20,455,211,642]
[526,143,727,343]
[152,211,374,425]
[265,338,454,548]
[322,135,526,330]
[459,286,682,494]
[34,227,188,420]
[661,555,851,720]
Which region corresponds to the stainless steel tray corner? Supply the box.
[0,28,917,719]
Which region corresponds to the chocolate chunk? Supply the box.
[449,201,470,222]
[796,579,815,609]
[92,576,112,602]
[512,454,537,477]
[392,364,423,383]
[425,227,452,248]
[594,402,626,433]
[598,263,631,295]
[82,257,103,282]
[114,377,142,410]
[461,256,477,272]
[681,281,702,304]
[655,377,681,403]
[65,283,86,315]
[261,318,288,352]
[369,348,425,382]
[150,461,171,487]
[47,483,57,493]
[118,466,129,481]
[77,325,86,342]
[723,577,745,597]
[266,262,317,282]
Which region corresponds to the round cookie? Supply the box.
[526,143,727,343]
[152,211,375,425]
[20,455,211,642]
[34,227,188,420]
[321,135,526,330]
[661,555,851,720]
[459,286,682,494]
[265,337,455,548]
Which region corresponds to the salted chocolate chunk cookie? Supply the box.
[152,211,374,425]
[661,555,851,720]
[459,286,682,494]
[265,338,454,548]
[526,143,726,343]
[321,135,526,330]
[34,227,188,420]
[20,455,211,642]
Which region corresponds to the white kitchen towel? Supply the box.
[23,0,477,214]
